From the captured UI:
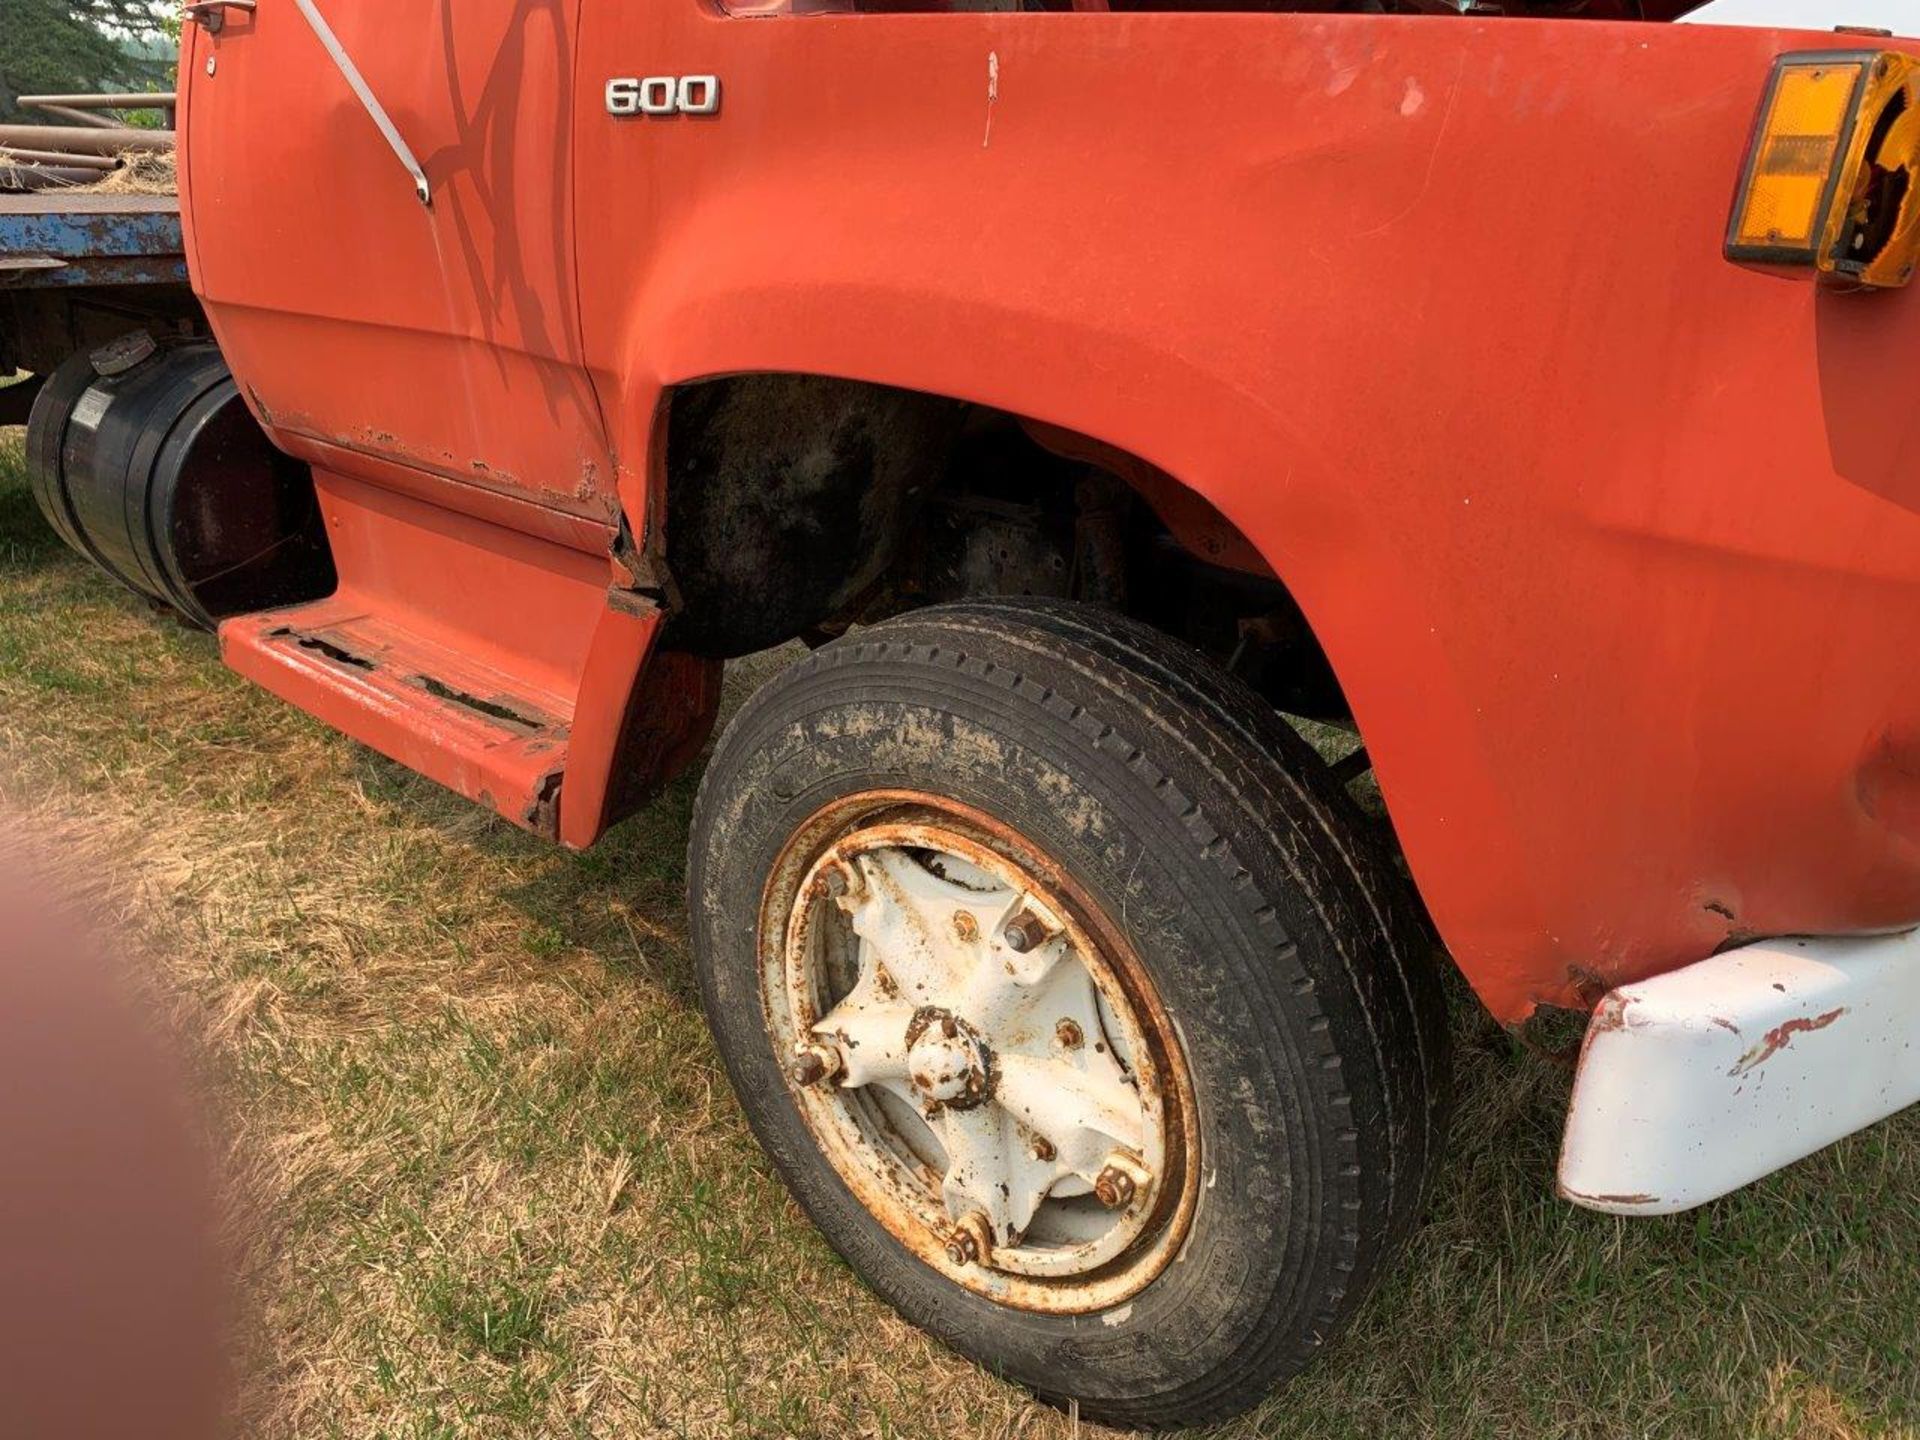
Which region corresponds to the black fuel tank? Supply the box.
[26,336,334,629]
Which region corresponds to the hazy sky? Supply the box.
[1678,0,1919,36]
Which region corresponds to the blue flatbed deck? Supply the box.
[0,193,185,290]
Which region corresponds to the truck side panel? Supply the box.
[564,10,1920,1020]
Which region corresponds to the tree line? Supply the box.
[0,0,176,124]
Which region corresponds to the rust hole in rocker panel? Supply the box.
[277,629,376,672]
[267,627,554,734]
[412,676,549,732]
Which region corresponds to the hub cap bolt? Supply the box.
[1055,1018,1084,1050]
[1094,1166,1134,1209]
[1030,1135,1056,1163]
[1001,908,1050,954]
[822,859,862,902]
[1094,1150,1152,1210]
[944,1211,993,1267]
[790,1044,843,1088]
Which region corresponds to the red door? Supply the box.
[180,0,616,525]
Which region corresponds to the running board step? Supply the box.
[220,599,571,835]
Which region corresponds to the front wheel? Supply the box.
[688,600,1449,1428]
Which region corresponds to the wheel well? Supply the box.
[659,372,1351,722]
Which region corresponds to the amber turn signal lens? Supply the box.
[1731,61,1865,254]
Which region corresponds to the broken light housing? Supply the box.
[1727,49,1920,289]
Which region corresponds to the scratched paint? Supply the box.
[1727,1006,1847,1078]
[983,50,999,149]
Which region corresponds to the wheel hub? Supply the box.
[766,799,1197,1311]
[904,1007,994,1109]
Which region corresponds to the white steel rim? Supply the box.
[763,801,1194,1311]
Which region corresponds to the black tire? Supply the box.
[688,599,1451,1429]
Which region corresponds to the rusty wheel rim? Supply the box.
[759,791,1199,1313]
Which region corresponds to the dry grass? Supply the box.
[73,147,178,195]
[1,431,1917,1439]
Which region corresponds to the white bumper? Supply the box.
[1558,932,1920,1216]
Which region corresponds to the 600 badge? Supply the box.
[605,75,721,117]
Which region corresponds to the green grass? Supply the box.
[1,430,1916,1439]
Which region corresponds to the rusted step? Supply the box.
[220,600,570,835]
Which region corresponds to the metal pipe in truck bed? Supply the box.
[16,93,177,110]
[0,167,97,191]
[0,149,117,171]
[0,126,175,157]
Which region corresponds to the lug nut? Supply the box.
[1094,1166,1134,1209]
[824,859,857,898]
[1001,908,1050,954]
[789,1044,843,1088]
[820,858,864,905]
[944,1211,993,1267]
[1094,1150,1152,1210]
